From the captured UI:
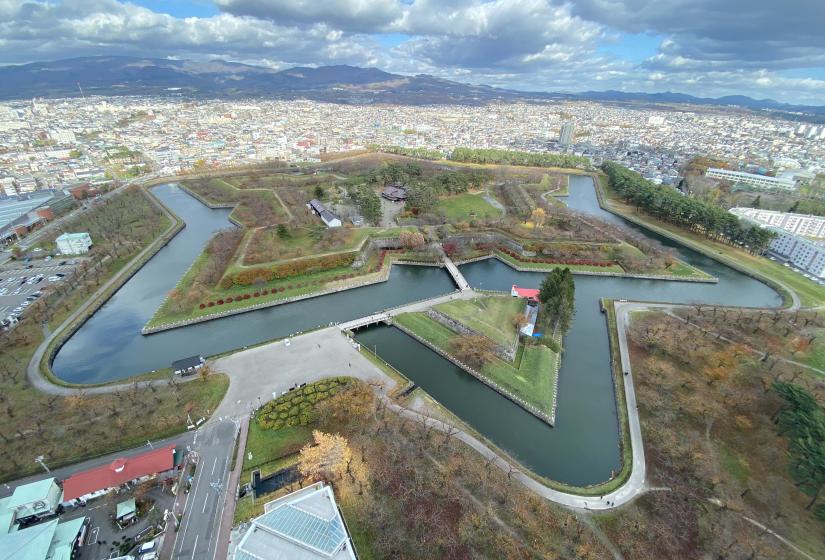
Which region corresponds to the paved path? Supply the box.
[442,255,471,291]
[26,184,183,396]
[214,416,249,560]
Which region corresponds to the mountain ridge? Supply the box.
[2,56,823,116]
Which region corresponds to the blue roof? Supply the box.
[257,504,346,556]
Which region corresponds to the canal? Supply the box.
[52,176,782,486]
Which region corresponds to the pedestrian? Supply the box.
[348,362,351,367]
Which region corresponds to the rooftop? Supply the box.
[235,482,356,560]
[62,444,176,501]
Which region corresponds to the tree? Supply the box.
[314,185,326,199]
[449,335,496,369]
[406,184,438,215]
[539,267,575,333]
[349,186,382,225]
[276,224,291,239]
[10,245,23,259]
[530,207,547,229]
[299,430,352,482]
[399,230,426,250]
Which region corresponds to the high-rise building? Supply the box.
[559,122,575,146]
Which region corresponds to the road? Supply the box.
[172,419,239,560]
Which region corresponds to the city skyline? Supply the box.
[0,0,823,105]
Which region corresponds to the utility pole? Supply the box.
[34,455,50,473]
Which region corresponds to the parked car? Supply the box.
[58,260,67,265]
[48,276,60,282]
[138,541,156,554]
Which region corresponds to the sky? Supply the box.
[0,0,823,105]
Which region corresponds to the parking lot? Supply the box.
[0,261,77,320]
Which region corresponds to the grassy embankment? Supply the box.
[436,192,503,221]
[433,296,522,347]
[395,308,559,416]
[145,243,420,329]
[597,175,825,307]
[236,225,414,268]
[182,177,290,227]
[0,187,228,482]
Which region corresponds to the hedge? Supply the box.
[256,377,351,431]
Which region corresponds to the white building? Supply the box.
[706,168,797,191]
[233,482,357,560]
[766,228,825,278]
[729,208,825,238]
[559,123,575,146]
[55,232,92,255]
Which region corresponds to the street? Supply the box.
[172,419,238,560]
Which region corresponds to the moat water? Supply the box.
[52,177,782,486]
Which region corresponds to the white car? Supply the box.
[12,307,23,314]
[48,276,60,282]
[21,301,30,307]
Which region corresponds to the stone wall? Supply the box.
[425,308,516,361]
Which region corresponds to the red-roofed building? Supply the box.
[62,445,178,502]
[511,285,540,301]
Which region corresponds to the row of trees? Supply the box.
[377,145,445,160]
[450,147,590,169]
[602,162,776,253]
[539,267,575,334]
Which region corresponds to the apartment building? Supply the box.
[706,168,797,191]
[767,228,825,277]
[729,207,825,238]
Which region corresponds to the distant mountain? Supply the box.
[1,56,823,117]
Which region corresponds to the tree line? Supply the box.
[538,267,575,334]
[450,147,590,170]
[602,162,776,253]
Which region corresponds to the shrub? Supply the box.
[199,303,205,309]
[243,294,251,300]
[253,292,260,297]
[207,301,214,307]
[226,297,233,303]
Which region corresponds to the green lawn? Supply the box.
[494,249,625,273]
[434,296,522,347]
[395,312,558,415]
[437,193,502,221]
[234,423,313,524]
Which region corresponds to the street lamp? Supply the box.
[34,455,50,473]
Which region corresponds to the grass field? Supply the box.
[598,177,825,307]
[240,225,413,267]
[437,193,502,221]
[434,296,522,347]
[233,423,313,523]
[395,312,559,415]
[493,249,625,273]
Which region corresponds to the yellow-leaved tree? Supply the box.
[299,430,352,482]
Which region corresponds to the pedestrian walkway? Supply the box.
[442,255,471,291]
[215,415,249,560]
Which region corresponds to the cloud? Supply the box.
[0,0,822,104]
[572,0,825,71]
[0,0,381,67]
[215,0,403,33]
